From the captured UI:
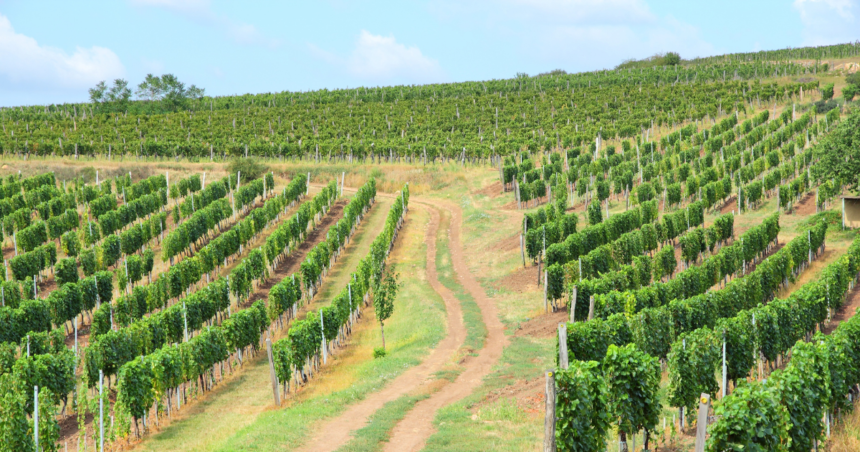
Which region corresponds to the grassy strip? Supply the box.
[334,394,429,452]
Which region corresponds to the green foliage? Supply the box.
[555,361,611,452]
[602,344,660,437]
[374,268,399,350]
[667,329,720,413]
[842,83,858,101]
[706,381,790,452]
[372,347,387,359]
[586,201,602,226]
[821,83,834,100]
[54,257,78,286]
[813,107,860,192]
[227,158,268,184]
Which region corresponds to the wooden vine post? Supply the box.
[543,370,557,452]
[694,393,711,452]
[266,338,281,406]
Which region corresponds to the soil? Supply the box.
[382,199,508,452]
[822,282,860,335]
[495,263,540,294]
[792,191,816,216]
[720,195,738,215]
[514,309,569,339]
[476,181,504,198]
[491,232,522,254]
[297,201,469,452]
[239,200,347,309]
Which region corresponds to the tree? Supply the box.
[89,81,107,104]
[105,79,132,109]
[373,268,399,351]
[135,73,205,112]
[603,344,661,452]
[90,79,131,112]
[135,73,163,101]
[664,52,681,66]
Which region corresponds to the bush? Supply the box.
[822,83,835,101]
[843,83,858,102]
[227,158,268,184]
[373,347,387,359]
[814,99,838,114]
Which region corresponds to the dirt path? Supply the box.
[296,202,467,452]
[381,199,507,452]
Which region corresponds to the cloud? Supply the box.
[0,13,124,91]
[794,0,860,46]
[347,31,443,82]
[308,31,445,85]
[129,0,280,48]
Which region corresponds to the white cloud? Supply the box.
[794,0,860,46]
[347,31,443,82]
[308,31,445,85]
[0,13,124,90]
[129,0,279,48]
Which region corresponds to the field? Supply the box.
[1,42,860,452]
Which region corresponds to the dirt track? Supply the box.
[297,197,508,452]
[297,202,466,451]
[383,199,506,452]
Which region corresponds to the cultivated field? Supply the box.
[1,42,860,452]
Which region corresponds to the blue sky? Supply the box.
[1,0,858,106]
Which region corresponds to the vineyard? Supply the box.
[0,41,859,452]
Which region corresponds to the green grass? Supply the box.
[210,206,446,452]
[435,210,487,354]
[334,394,428,452]
[422,336,553,452]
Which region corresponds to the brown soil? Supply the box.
[822,282,860,335]
[239,200,347,309]
[477,181,504,198]
[297,201,468,452]
[720,195,738,215]
[514,309,569,339]
[792,191,816,216]
[495,264,539,294]
[474,377,545,415]
[382,199,508,452]
[490,233,522,254]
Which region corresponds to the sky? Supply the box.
[0,0,858,107]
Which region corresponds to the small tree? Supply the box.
[373,268,399,351]
[603,344,661,452]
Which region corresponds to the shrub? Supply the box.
[227,158,268,184]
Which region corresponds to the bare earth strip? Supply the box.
[381,200,506,452]
[297,201,466,452]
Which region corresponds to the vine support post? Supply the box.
[570,286,577,323]
[266,338,281,406]
[99,369,104,452]
[544,270,548,313]
[34,385,39,452]
[543,370,556,452]
[694,393,710,452]
[557,324,568,370]
[587,295,595,321]
[721,333,727,399]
